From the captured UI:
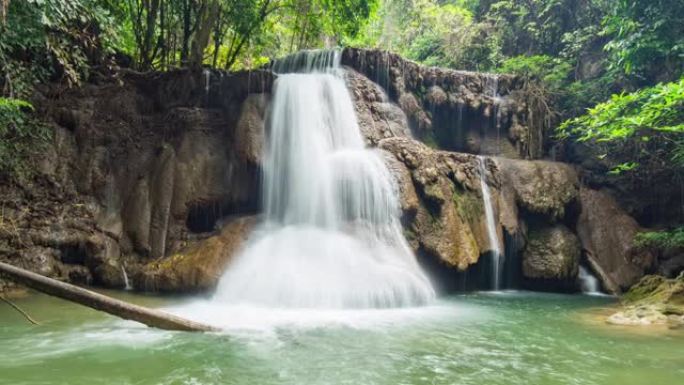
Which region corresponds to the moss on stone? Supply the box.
[622,273,684,308]
[453,187,483,224]
[608,273,684,326]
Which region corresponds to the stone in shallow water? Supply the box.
[607,274,684,327]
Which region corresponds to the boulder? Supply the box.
[577,188,655,294]
[380,137,499,270]
[135,216,256,292]
[607,274,684,326]
[523,225,580,283]
[497,158,579,220]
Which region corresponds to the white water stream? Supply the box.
[212,50,435,308]
[578,265,602,295]
[478,156,503,290]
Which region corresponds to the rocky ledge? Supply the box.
[0,48,669,295]
[607,274,684,327]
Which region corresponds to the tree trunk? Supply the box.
[0,0,9,25]
[189,0,220,68]
[140,0,161,69]
[181,0,191,64]
[0,261,218,332]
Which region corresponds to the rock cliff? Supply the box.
[0,48,661,295]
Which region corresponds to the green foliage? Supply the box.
[498,55,571,89]
[634,227,684,251]
[559,79,684,142]
[350,0,502,70]
[0,97,51,179]
[558,78,684,173]
[0,0,118,96]
[602,0,684,82]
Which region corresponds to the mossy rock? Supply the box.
[453,187,483,224]
[135,216,255,292]
[609,273,684,326]
[622,274,684,305]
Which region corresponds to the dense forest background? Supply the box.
[0,0,683,246]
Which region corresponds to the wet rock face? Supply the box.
[522,225,581,286]
[1,49,658,295]
[380,137,495,271]
[134,216,256,293]
[1,68,272,291]
[346,69,412,146]
[341,48,542,159]
[577,188,655,294]
[497,158,579,221]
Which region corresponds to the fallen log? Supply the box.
[0,261,219,332]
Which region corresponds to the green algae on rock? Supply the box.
[607,273,684,327]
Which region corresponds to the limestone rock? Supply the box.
[135,216,256,292]
[85,233,124,288]
[341,47,543,159]
[235,93,268,165]
[523,225,580,281]
[346,69,411,145]
[1,68,270,291]
[607,274,684,326]
[577,188,655,294]
[380,137,493,270]
[497,158,579,220]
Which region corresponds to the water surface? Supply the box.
[1,291,682,385]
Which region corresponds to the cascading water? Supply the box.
[120,264,132,291]
[578,265,601,295]
[484,75,502,155]
[477,156,503,290]
[213,50,435,308]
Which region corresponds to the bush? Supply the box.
[635,227,684,250]
[558,78,684,173]
[0,97,51,180]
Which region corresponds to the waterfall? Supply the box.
[213,50,435,308]
[121,264,132,291]
[203,69,211,94]
[478,156,503,290]
[484,75,502,155]
[484,75,499,98]
[578,265,601,295]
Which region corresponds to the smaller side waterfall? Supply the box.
[484,74,499,98]
[478,156,503,290]
[578,266,601,295]
[121,265,132,291]
[203,69,211,94]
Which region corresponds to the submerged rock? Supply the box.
[135,216,256,292]
[577,188,654,294]
[607,274,684,327]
